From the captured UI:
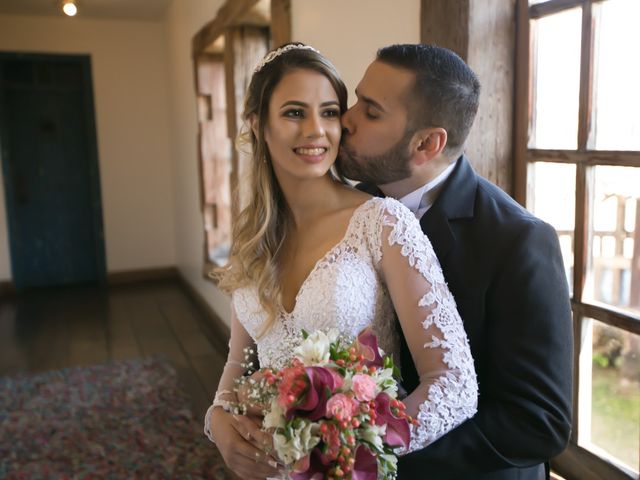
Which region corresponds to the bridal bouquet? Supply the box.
[233,329,414,479]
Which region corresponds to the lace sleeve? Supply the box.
[376,198,478,453]
[203,300,256,444]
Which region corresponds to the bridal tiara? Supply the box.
[253,44,320,73]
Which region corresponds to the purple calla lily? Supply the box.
[356,328,384,368]
[351,445,378,480]
[374,392,411,449]
[287,366,342,421]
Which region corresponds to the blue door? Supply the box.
[0,54,106,289]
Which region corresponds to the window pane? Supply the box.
[579,318,640,473]
[584,166,640,315]
[528,162,575,293]
[530,8,581,149]
[592,0,640,151]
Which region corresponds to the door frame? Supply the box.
[0,52,106,288]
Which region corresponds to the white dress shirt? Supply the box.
[398,160,457,220]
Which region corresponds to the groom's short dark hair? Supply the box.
[377,44,480,155]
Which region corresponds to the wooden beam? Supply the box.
[192,0,261,56]
[530,0,583,20]
[525,149,640,167]
[270,0,291,48]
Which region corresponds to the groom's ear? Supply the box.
[411,128,447,165]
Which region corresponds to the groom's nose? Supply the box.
[341,108,355,135]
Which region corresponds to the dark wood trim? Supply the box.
[0,279,16,298]
[573,162,588,303]
[525,149,640,167]
[577,1,594,150]
[569,310,581,445]
[514,0,531,206]
[572,300,640,333]
[270,0,291,48]
[529,0,583,20]
[192,0,261,56]
[2,268,179,293]
[107,266,178,285]
[552,443,637,480]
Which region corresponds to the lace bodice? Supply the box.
[232,198,398,371]
[206,197,478,454]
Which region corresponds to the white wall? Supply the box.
[164,0,232,322]
[0,14,176,279]
[292,0,421,103]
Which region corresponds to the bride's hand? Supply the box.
[210,407,281,480]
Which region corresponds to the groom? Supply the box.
[338,44,573,480]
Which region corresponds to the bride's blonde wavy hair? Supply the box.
[213,43,348,337]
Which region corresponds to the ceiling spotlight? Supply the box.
[62,0,77,17]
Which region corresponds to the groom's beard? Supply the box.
[337,129,414,186]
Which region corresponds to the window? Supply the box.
[515,0,640,478]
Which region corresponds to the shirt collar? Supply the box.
[398,159,457,219]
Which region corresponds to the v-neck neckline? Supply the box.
[279,197,375,316]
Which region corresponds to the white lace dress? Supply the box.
[205,197,477,454]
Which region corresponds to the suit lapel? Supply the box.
[420,207,455,261]
[420,155,478,263]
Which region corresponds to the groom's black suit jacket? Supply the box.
[360,156,573,480]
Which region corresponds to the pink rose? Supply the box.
[325,393,358,420]
[351,374,378,402]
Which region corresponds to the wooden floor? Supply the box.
[0,279,229,423]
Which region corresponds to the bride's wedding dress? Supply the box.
[206,197,477,454]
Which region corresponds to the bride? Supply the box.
[204,43,477,480]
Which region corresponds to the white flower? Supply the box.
[294,330,336,365]
[374,367,398,396]
[263,399,285,429]
[360,423,386,452]
[342,370,353,391]
[273,421,321,465]
[380,453,398,470]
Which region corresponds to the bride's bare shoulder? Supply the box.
[336,184,373,210]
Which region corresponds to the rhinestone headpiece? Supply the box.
[253,44,320,73]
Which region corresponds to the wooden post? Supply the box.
[421,0,516,194]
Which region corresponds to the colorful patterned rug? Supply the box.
[0,357,233,479]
